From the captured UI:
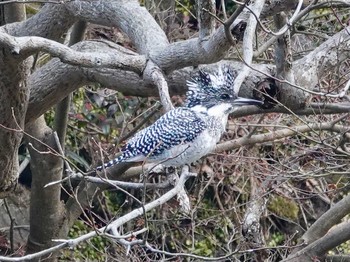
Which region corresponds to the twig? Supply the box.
[41,132,77,188]
[59,166,194,245]
[143,241,303,261]
[150,66,174,112]
[254,0,310,58]
[223,0,250,45]
[0,167,195,261]
[216,122,350,153]
[108,226,146,254]
[234,45,350,98]
[46,171,173,190]
[3,200,15,253]
[18,157,30,175]
[106,227,148,240]
[0,242,67,262]
[233,0,303,37]
[340,77,350,98]
[53,132,72,172]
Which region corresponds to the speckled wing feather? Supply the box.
[96,107,206,170]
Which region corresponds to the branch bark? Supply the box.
[289,193,350,256]
[294,25,350,89]
[25,117,65,260]
[197,0,216,39]
[216,122,349,153]
[284,221,350,262]
[0,31,147,71]
[233,0,266,94]
[242,176,268,261]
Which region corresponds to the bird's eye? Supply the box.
[220,93,230,100]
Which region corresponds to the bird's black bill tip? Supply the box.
[233,97,264,106]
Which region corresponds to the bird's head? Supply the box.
[185,66,262,114]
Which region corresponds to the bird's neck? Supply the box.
[207,103,233,117]
[191,103,231,132]
[191,103,232,117]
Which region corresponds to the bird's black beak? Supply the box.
[233,97,263,106]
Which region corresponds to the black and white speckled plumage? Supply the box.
[96,107,207,171]
[96,66,262,171]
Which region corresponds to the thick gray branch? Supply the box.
[198,0,216,39]
[294,25,350,89]
[65,0,246,72]
[5,3,74,39]
[0,32,146,71]
[26,117,65,257]
[284,221,350,262]
[65,0,169,54]
[297,193,350,249]
[26,59,271,124]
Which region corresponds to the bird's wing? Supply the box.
[121,107,206,160]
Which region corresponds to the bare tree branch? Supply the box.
[242,176,268,260]
[65,0,169,54]
[1,166,195,261]
[45,171,173,190]
[25,116,65,257]
[0,31,147,72]
[152,68,174,112]
[216,122,349,153]
[284,221,350,262]
[198,0,216,39]
[6,3,74,38]
[296,193,350,249]
[54,20,87,150]
[294,25,350,89]
[233,0,266,94]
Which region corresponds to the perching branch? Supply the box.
[0,166,195,261]
[45,171,174,190]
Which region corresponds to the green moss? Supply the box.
[188,238,215,257]
[60,221,108,261]
[268,195,299,221]
[268,232,285,247]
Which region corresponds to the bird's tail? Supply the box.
[96,155,125,171]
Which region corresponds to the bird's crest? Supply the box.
[185,66,237,108]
